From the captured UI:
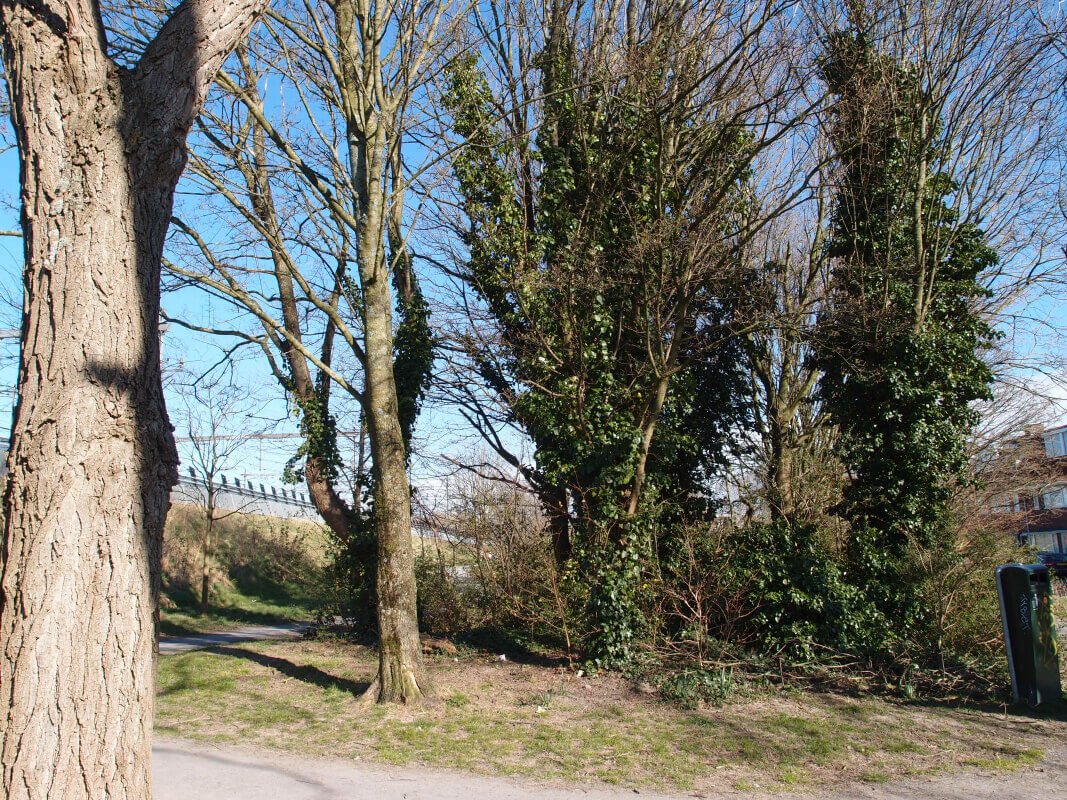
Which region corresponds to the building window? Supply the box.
[1022,531,1064,552]
[1045,430,1067,458]
[1041,486,1067,510]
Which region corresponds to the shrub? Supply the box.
[415,554,469,635]
[654,519,874,666]
[312,521,377,628]
[658,667,736,708]
[733,520,874,663]
[653,520,756,664]
[411,475,584,657]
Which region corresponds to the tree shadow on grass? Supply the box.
[307,621,572,668]
[903,695,1067,723]
[159,618,201,637]
[456,626,571,668]
[207,645,371,696]
[208,604,311,626]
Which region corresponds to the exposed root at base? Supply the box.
[359,667,431,705]
[358,677,381,705]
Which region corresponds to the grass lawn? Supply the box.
[159,590,313,636]
[156,637,1065,796]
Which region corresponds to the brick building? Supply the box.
[986,423,1067,554]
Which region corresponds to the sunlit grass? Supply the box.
[155,638,1057,795]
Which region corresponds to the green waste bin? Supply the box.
[995,563,1061,706]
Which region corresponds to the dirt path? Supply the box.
[158,622,308,655]
[153,736,1067,800]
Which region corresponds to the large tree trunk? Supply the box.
[0,1,266,797]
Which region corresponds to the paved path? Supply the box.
[153,738,678,800]
[158,622,308,655]
[153,737,1067,800]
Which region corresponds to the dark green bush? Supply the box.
[732,520,875,662]
[654,519,875,665]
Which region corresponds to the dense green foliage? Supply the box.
[815,26,997,650]
[444,11,751,666]
[392,258,436,451]
[734,521,872,662]
[657,667,737,709]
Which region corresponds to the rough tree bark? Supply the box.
[0,0,268,796]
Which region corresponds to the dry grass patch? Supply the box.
[413,533,478,566]
[156,638,1064,795]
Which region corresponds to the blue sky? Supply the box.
[0,3,1064,500]
[0,135,499,504]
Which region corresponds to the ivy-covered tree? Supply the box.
[444,1,767,666]
[816,19,996,645]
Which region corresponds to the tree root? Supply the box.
[359,665,430,704]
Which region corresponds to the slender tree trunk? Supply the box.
[363,264,429,702]
[625,369,674,517]
[200,502,216,612]
[624,283,692,519]
[237,64,357,546]
[334,0,427,705]
[354,130,427,701]
[912,111,929,333]
[0,1,266,796]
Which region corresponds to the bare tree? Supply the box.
[737,198,836,524]
[173,372,272,612]
[162,0,463,702]
[0,0,268,795]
